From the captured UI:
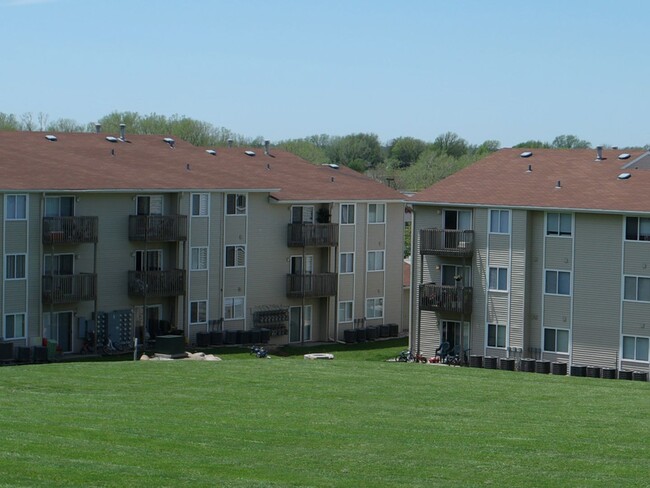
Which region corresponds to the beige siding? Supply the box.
[4,221,28,252]
[4,281,27,312]
[544,236,572,270]
[623,241,650,274]
[486,294,508,323]
[621,302,650,336]
[419,310,439,357]
[509,210,527,350]
[190,218,209,246]
[225,216,246,244]
[471,208,488,353]
[527,211,545,352]
[189,272,208,297]
[366,272,384,298]
[543,295,571,326]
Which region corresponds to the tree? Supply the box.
[474,139,500,154]
[432,131,469,158]
[387,136,427,167]
[327,133,382,168]
[513,140,551,148]
[0,112,20,130]
[47,118,86,133]
[551,134,591,149]
[276,138,329,164]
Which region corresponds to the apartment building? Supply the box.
[409,147,650,374]
[0,130,405,353]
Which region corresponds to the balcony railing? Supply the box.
[128,269,186,297]
[286,273,338,298]
[419,283,473,314]
[128,215,187,242]
[419,229,474,257]
[43,216,98,245]
[42,273,97,304]
[287,223,339,247]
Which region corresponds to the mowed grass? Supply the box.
[0,340,648,488]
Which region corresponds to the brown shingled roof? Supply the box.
[410,148,650,213]
[0,131,403,202]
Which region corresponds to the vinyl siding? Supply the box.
[545,236,572,270]
[623,241,650,274]
[621,302,650,336]
[509,210,527,350]
[527,211,545,352]
[472,209,488,353]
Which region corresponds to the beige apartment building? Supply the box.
[409,147,650,375]
[0,130,405,354]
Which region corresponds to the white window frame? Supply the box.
[4,313,26,339]
[45,195,75,217]
[225,245,246,268]
[368,203,385,224]
[624,275,650,302]
[291,205,314,224]
[622,335,649,362]
[338,301,353,323]
[489,209,510,234]
[341,204,355,225]
[136,195,163,215]
[5,254,26,280]
[224,297,245,320]
[226,194,247,215]
[191,193,209,217]
[134,249,162,272]
[488,266,508,292]
[545,270,571,296]
[340,252,354,274]
[487,323,507,348]
[5,194,27,221]
[190,300,207,324]
[367,250,385,272]
[546,213,572,237]
[366,297,383,319]
[625,216,650,242]
[190,247,208,271]
[543,327,570,353]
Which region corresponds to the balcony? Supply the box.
[287,223,339,247]
[128,215,187,242]
[42,273,97,304]
[419,283,472,314]
[286,273,338,298]
[128,269,186,297]
[419,229,474,257]
[43,217,98,245]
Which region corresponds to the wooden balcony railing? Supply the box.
[42,273,97,304]
[43,217,98,244]
[419,229,474,257]
[286,273,338,298]
[287,223,339,247]
[419,283,473,314]
[128,269,186,297]
[128,215,187,242]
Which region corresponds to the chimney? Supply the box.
[227,138,233,148]
[264,139,270,155]
[119,123,126,140]
[596,146,603,161]
[95,123,101,134]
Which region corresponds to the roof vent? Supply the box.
[245,150,256,157]
[227,138,233,148]
[163,137,175,148]
[206,149,217,156]
[596,146,603,161]
[105,136,118,143]
[264,140,270,155]
[119,123,126,140]
[526,164,532,173]
[45,134,57,142]
[328,163,340,169]
[618,153,631,160]
[95,123,101,134]
[618,173,631,180]
[520,151,533,158]
[555,180,561,189]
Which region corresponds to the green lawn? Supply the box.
[0,340,648,487]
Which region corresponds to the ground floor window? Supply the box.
[190,300,207,324]
[543,327,569,353]
[289,305,312,342]
[623,335,649,362]
[338,301,353,323]
[366,297,383,319]
[4,313,26,339]
[224,297,244,321]
[43,311,73,352]
[442,320,470,352]
[487,323,506,348]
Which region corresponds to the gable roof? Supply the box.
[0,131,403,203]
[410,148,650,214]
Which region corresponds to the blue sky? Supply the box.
[1,0,649,147]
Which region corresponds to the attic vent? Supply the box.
[206,149,217,156]
[520,151,533,158]
[328,163,340,169]
[244,150,256,157]
[618,153,631,160]
[618,173,631,180]
[45,134,57,142]
[163,137,175,148]
[105,136,118,143]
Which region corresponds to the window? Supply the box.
[291,206,314,224]
[226,194,246,215]
[136,195,163,215]
[441,265,471,287]
[190,247,208,271]
[5,254,26,280]
[443,210,472,231]
[225,245,246,267]
[224,297,245,320]
[625,217,650,241]
[489,209,510,234]
[487,323,506,348]
[191,193,209,216]
[190,301,207,324]
[545,270,571,295]
[624,276,650,302]
[340,253,354,273]
[338,301,353,322]
[488,267,508,291]
[366,297,383,319]
[623,336,649,361]
[134,250,162,272]
[5,313,26,339]
[547,213,572,236]
[5,195,26,220]
[367,251,384,272]
[368,204,385,224]
[341,204,355,224]
[45,196,74,217]
[44,254,74,275]
[544,328,569,353]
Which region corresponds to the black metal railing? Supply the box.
[419,283,473,314]
[128,269,186,297]
[42,273,97,304]
[419,229,474,257]
[43,216,98,244]
[287,223,339,247]
[128,215,187,242]
[286,273,338,298]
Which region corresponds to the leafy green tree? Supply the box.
[47,118,86,133]
[474,139,500,154]
[388,137,427,167]
[513,140,551,148]
[276,138,329,164]
[551,134,591,149]
[432,132,469,158]
[327,133,382,168]
[0,112,20,130]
